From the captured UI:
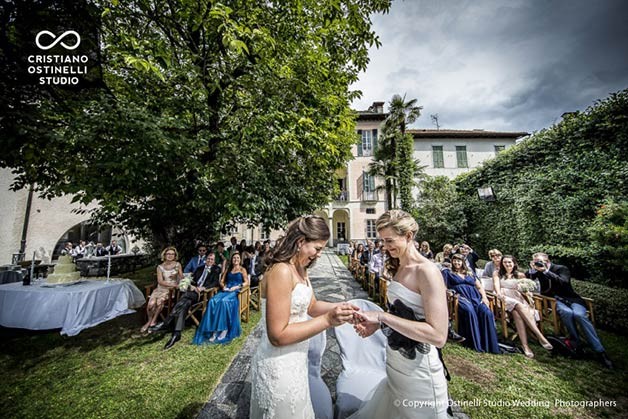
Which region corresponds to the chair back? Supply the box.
[334,299,386,372]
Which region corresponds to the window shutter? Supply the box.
[369,174,375,191]
[357,130,363,156]
[372,129,378,153]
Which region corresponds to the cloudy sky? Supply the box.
[351,0,628,133]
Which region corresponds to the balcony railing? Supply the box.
[361,190,378,202]
[334,190,348,201]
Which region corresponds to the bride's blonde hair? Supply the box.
[376,210,418,277]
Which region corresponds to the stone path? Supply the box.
[197,250,467,418]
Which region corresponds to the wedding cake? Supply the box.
[47,255,81,284]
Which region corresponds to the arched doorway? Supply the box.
[52,222,127,260]
[332,209,350,246]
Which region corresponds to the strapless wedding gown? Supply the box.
[250,282,314,419]
[349,280,449,418]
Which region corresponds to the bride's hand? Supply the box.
[353,310,380,325]
[354,321,379,338]
[326,303,358,327]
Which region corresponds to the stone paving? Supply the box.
[198,249,467,418]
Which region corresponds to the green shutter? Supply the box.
[372,129,378,152]
[456,146,468,168]
[357,130,363,156]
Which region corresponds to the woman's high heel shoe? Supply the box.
[523,349,535,359]
[541,341,554,351]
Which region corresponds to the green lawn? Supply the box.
[0,268,261,419]
[445,328,627,418]
[2,263,626,418]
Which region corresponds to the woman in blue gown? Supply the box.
[193,252,249,345]
[442,253,500,354]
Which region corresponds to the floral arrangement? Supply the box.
[517,278,538,293]
[179,274,193,292]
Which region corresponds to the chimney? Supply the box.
[371,101,385,114]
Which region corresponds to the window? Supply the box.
[494,145,505,155]
[337,222,346,241]
[362,172,377,201]
[366,220,377,239]
[361,130,373,156]
[456,145,468,168]
[260,227,270,241]
[432,146,444,168]
[366,208,376,214]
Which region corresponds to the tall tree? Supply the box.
[0,0,392,252]
[368,93,425,210]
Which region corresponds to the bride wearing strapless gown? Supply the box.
[351,210,450,419]
[249,215,358,419]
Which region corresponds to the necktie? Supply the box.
[198,267,209,288]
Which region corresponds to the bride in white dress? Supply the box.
[351,210,450,418]
[250,215,358,419]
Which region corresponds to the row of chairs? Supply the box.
[349,261,389,309]
[480,277,595,340]
[349,260,596,342]
[143,283,251,326]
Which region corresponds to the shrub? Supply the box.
[573,279,628,335]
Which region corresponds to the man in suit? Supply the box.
[94,242,107,257]
[151,252,222,350]
[228,236,239,256]
[458,243,479,278]
[106,240,123,255]
[184,244,208,273]
[526,252,612,368]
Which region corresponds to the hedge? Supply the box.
[455,89,628,287]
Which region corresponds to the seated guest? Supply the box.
[141,247,183,333]
[493,255,553,358]
[184,244,208,273]
[73,240,87,259]
[62,241,73,256]
[94,242,107,257]
[247,246,264,288]
[150,253,222,349]
[351,243,364,274]
[106,239,123,255]
[214,241,229,271]
[482,248,502,278]
[419,241,434,260]
[435,243,453,265]
[526,252,613,368]
[360,242,375,269]
[193,252,249,344]
[457,243,480,277]
[442,253,500,354]
[368,248,384,295]
[227,236,239,256]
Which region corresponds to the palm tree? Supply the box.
[368,94,425,210]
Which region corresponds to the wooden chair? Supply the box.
[378,277,388,307]
[533,294,595,335]
[446,290,459,332]
[144,284,177,321]
[185,287,218,326]
[238,284,251,323]
[367,272,376,299]
[250,285,260,311]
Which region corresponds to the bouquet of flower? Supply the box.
[517,278,537,293]
[517,278,537,306]
[179,274,193,292]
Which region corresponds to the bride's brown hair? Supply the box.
[266,215,330,271]
[375,210,418,277]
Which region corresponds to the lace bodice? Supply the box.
[250,281,315,419]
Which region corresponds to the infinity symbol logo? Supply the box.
[35,30,81,50]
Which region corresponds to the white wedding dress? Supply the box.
[349,280,449,418]
[250,282,315,419]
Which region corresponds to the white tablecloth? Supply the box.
[0,279,146,336]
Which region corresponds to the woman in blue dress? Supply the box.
[193,252,249,345]
[442,253,500,354]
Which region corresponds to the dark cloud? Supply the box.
[352,0,628,132]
